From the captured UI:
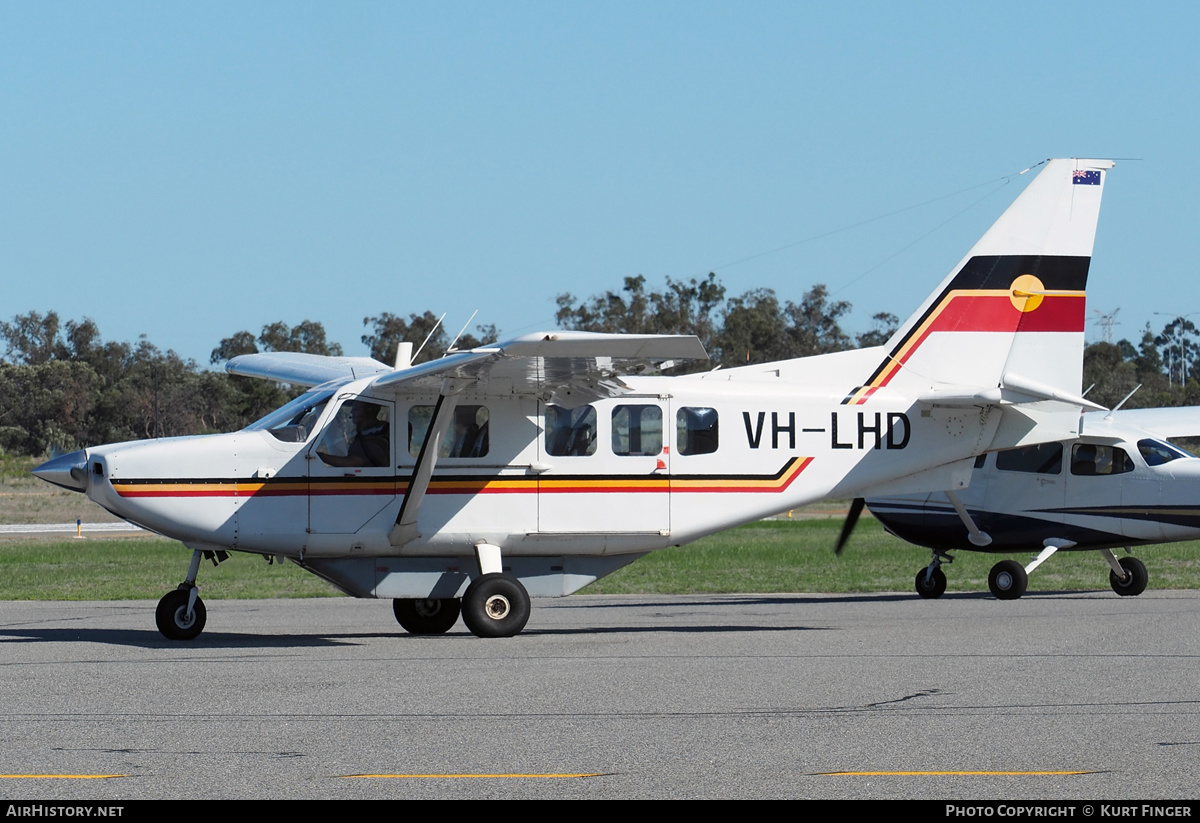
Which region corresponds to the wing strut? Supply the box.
[944,490,992,547]
[389,382,461,547]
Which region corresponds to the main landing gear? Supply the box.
[393,597,461,635]
[913,546,1149,600]
[155,548,225,640]
[390,574,531,638]
[391,542,533,638]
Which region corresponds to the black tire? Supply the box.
[988,559,1028,600]
[1110,556,1148,596]
[461,573,530,638]
[393,598,461,634]
[915,567,947,599]
[155,588,207,640]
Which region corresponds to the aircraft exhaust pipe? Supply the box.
[32,450,89,493]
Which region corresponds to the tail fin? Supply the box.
[844,158,1112,406]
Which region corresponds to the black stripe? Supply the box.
[108,457,802,489]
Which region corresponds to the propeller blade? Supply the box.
[835,498,865,555]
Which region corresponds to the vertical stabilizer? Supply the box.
[843,158,1112,406]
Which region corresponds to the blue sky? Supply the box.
[2,2,1195,365]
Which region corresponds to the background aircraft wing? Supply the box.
[1089,407,1200,439]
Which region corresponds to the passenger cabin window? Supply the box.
[1138,439,1192,466]
[973,454,987,469]
[408,405,490,458]
[545,405,597,456]
[1071,443,1133,476]
[316,400,391,467]
[612,405,663,456]
[995,442,1063,474]
[677,407,719,455]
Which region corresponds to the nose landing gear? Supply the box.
[155,548,224,640]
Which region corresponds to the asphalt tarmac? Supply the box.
[1,591,1197,800]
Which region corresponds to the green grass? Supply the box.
[0,452,37,481]
[582,519,1200,595]
[2,518,1200,600]
[0,537,342,600]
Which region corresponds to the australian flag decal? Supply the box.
[1073,169,1101,185]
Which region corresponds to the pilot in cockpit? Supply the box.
[318,400,390,467]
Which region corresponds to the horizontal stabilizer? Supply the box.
[918,372,1104,411]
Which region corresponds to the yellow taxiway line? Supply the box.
[0,774,126,779]
[821,770,1092,776]
[341,772,604,779]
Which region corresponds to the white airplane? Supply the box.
[33,158,1115,640]
[862,406,1200,600]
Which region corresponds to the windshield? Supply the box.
[1138,438,1195,466]
[244,389,335,442]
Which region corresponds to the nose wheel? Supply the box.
[1109,555,1148,596]
[915,566,947,599]
[914,551,952,599]
[155,548,214,640]
[156,586,206,640]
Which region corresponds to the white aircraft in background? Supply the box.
[34,158,1114,639]
[861,406,1200,600]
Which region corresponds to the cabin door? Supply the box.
[307,395,398,534]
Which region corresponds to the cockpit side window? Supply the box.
[1070,443,1133,476]
[317,399,391,467]
[1138,438,1192,466]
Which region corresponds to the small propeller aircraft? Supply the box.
[34,158,1115,639]
[860,406,1200,600]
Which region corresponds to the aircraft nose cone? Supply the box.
[32,450,89,493]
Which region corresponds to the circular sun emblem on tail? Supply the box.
[1009,274,1045,312]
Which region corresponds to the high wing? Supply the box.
[227,331,710,406]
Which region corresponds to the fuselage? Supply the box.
[64,352,1007,562]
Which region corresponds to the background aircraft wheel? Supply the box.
[461,573,530,638]
[1109,556,1148,596]
[988,560,1028,600]
[914,567,947,599]
[155,588,206,640]
[393,598,461,634]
